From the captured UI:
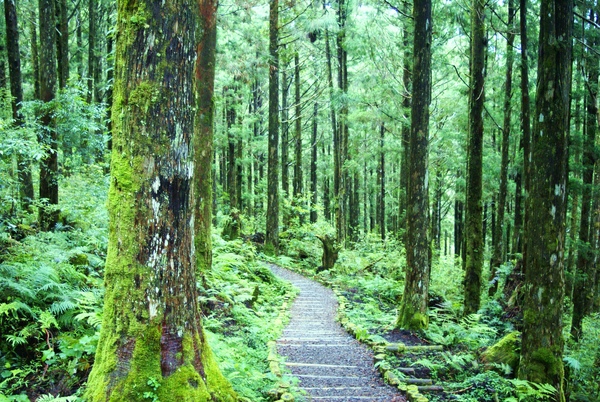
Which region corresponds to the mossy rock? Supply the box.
[481,331,521,375]
[69,252,89,266]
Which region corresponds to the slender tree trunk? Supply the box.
[432,170,442,252]
[5,0,34,208]
[519,0,572,397]
[519,0,532,272]
[194,0,218,276]
[571,12,598,340]
[399,0,411,242]
[490,0,515,295]
[266,0,280,254]
[377,122,386,239]
[463,0,486,315]
[281,62,290,201]
[226,89,238,210]
[455,191,464,258]
[397,0,431,331]
[293,52,302,199]
[55,0,68,89]
[323,144,331,221]
[310,102,318,223]
[75,9,83,79]
[38,0,59,231]
[30,10,40,100]
[87,0,97,103]
[106,8,115,151]
[335,0,348,245]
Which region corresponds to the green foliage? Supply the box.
[564,313,600,400]
[200,236,297,401]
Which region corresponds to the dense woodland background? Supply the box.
[0,0,599,401]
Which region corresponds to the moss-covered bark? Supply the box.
[397,0,431,331]
[518,0,572,398]
[194,0,217,277]
[266,0,280,255]
[463,0,486,316]
[85,0,235,400]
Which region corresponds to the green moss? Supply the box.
[481,331,521,374]
[129,82,160,113]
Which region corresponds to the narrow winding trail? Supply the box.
[268,264,405,402]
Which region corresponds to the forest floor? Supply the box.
[269,263,406,402]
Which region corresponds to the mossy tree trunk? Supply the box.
[463,0,486,316]
[293,52,303,201]
[335,0,348,245]
[324,28,336,224]
[4,0,34,208]
[518,0,572,398]
[194,0,218,277]
[310,102,318,223]
[489,0,515,295]
[397,0,431,331]
[377,123,385,240]
[266,0,280,254]
[55,0,68,89]
[85,0,236,400]
[398,0,411,243]
[38,0,59,231]
[571,9,598,341]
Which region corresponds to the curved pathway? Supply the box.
[268,264,405,402]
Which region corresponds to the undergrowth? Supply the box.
[0,167,296,402]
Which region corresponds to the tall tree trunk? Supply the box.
[463,0,486,315]
[30,9,40,101]
[324,26,336,224]
[431,170,442,252]
[55,0,68,89]
[490,0,515,295]
[377,122,385,239]
[194,0,218,276]
[397,0,431,331]
[571,12,598,340]
[519,0,572,397]
[226,89,238,210]
[310,102,318,223]
[323,144,331,221]
[106,8,115,151]
[455,190,464,259]
[38,0,59,231]
[281,62,290,201]
[293,52,303,199]
[86,0,236,397]
[335,0,348,245]
[87,0,97,103]
[266,0,280,254]
[75,8,83,79]
[399,0,411,242]
[350,171,360,242]
[518,0,532,270]
[5,0,34,208]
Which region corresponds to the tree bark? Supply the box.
[490,0,515,295]
[397,0,431,331]
[518,0,572,397]
[335,0,348,245]
[281,61,289,202]
[377,123,385,240]
[55,0,68,89]
[4,0,34,208]
[85,0,236,399]
[463,0,486,316]
[399,0,411,242]
[195,0,218,276]
[310,102,318,223]
[38,0,59,231]
[293,52,303,199]
[266,0,280,254]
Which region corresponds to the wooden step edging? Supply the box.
[333,288,444,402]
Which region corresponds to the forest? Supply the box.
[0,0,599,400]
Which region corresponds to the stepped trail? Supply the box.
[269,264,406,402]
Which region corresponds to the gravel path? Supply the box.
[268,263,405,402]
